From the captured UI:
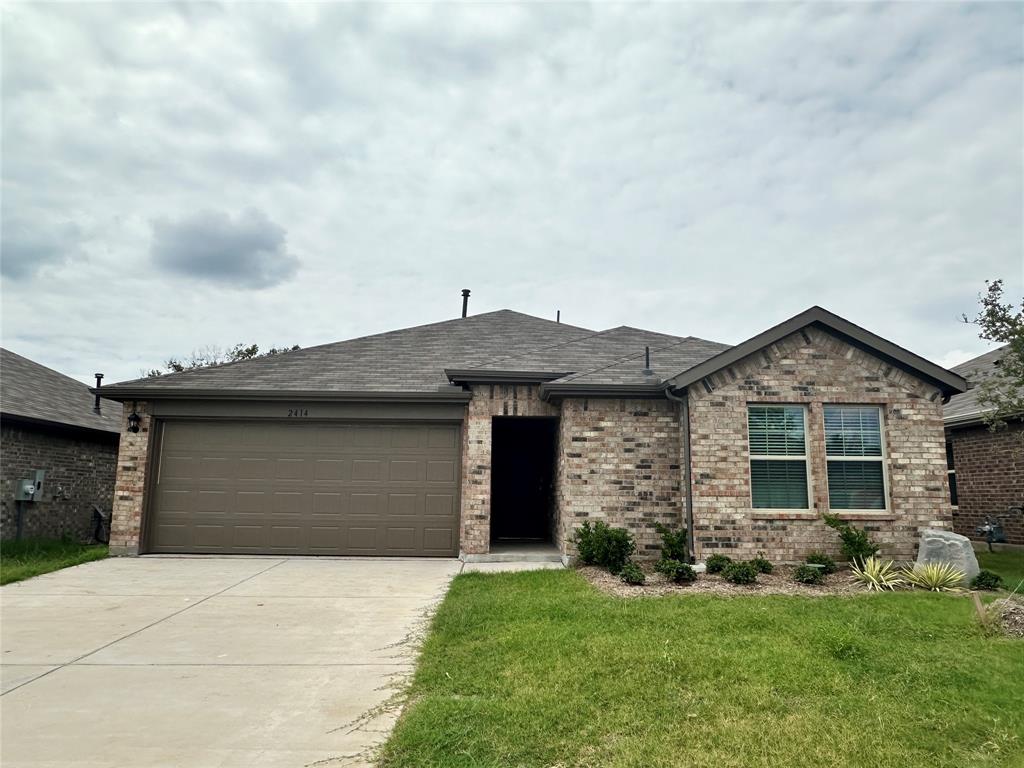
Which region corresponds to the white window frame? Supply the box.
[747,404,812,511]
[823,404,890,513]
[946,439,958,508]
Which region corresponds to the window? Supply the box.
[747,405,809,509]
[946,440,958,506]
[824,406,887,510]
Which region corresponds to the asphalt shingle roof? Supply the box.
[103,311,735,398]
[104,311,597,395]
[1,349,122,433]
[944,345,1010,424]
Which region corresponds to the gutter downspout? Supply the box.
[665,386,695,563]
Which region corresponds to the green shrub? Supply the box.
[849,556,903,592]
[705,553,732,574]
[805,551,837,575]
[619,561,646,585]
[723,561,758,585]
[793,564,825,585]
[971,570,1003,591]
[750,555,774,574]
[823,514,879,565]
[654,523,688,562]
[573,521,636,574]
[655,558,696,584]
[902,562,965,592]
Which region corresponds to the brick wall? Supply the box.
[688,326,952,563]
[459,384,559,554]
[949,422,1023,545]
[0,421,118,542]
[109,402,153,555]
[555,398,684,559]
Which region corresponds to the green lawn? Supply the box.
[380,570,1023,768]
[977,549,1024,589]
[0,538,108,585]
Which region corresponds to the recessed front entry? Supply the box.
[490,417,559,543]
[147,420,461,556]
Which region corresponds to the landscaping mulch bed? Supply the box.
[995,598,1024,638]
[579,563,861,597]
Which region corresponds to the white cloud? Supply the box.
[1,2,1020,383]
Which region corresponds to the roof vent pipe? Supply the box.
[642,346,653,376]
[461,288,470,318]
[93,373,104,414]
[557,310,560,323]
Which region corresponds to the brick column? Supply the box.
[109,401,152,555]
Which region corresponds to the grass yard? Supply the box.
[380,570,1023,768]
[0,538,108,585]
[978,549,1024,589]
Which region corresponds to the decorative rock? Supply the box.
[915,529,980,584]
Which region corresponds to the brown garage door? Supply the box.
[147,421,461,556]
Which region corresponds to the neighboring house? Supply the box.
[944,345,1023,546]
[1,349,121,541]
[97,304,966,563]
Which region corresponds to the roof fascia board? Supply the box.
[93,387,473,405]
[539,382,666,401]
[0,412,121,439]
[444,369,572,384]
[666,307,968,396]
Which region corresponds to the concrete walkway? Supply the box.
[0,556,462,768]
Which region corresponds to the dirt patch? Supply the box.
[578,564,861,598]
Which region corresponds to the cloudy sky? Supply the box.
[2,2,1021,385]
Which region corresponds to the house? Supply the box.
[944,345,1023,546]
[96,303,966,563]
[1,349,122,541]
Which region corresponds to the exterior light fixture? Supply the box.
[127,403,141,434]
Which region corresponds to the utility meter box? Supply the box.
[14,470,46,502]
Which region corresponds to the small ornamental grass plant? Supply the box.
[655,558,697,584]
[850,556,904,592]
[902,562,965,592]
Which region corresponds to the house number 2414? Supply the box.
[287,408,309,417]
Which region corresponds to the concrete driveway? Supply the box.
[0,556,462,768]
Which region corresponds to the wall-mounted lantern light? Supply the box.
[127,402,141,434]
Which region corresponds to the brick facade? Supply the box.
[0,420,119,542]
[948,421,1023,545]
[107,331,954,563]
[108,402,152,555]
[555,398,683,559]
[459,384,558,554]
[687,326,952,563]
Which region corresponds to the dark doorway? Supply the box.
[490,417,558,542]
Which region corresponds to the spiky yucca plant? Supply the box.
[850,556,904,592]
[902,562,965,592]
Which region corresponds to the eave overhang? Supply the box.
[91,387,473,405]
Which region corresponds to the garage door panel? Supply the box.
[149,421,460,556]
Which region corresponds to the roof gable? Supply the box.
[1,349,122,433]
[666,306,967,398]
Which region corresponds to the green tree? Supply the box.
[146,343,300,377]
[962,279,1023,430]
